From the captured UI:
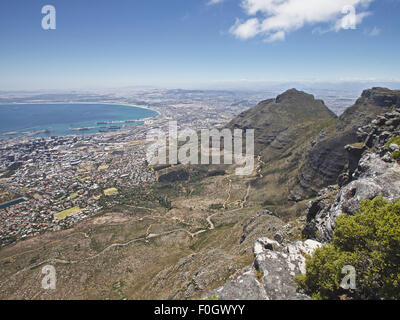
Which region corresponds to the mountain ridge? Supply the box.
[226,87,400,203]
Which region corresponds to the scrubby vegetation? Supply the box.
[386,136,400,147]
[391,150,400,163]
[296,197,400,300]
[209,203,223,210]
[385,136,400,163]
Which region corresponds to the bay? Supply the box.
[0,103,158,138]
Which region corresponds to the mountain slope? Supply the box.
[1,88,399,300]
[226,87,400,213]
[226,89,339,217]
[228,88,337,159]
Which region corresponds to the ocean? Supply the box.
[0,103,158,138]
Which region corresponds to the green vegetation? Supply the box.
[2,162,23,178]
[391,150,400,163]
[296,197,400,300]
[385,136,400,147]
[158,196,172,210]
[385,136,400,163]
[56,206,82,220]
[209,203,223,210]
[255,269,264,283]
[70,193,78,200]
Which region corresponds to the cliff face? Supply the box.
[290,131,356,200]
[226,89,339,215]
[340,87,400,125]
[289,87,400,201]
[304,108,400,242]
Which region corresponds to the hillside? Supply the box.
[228,88,337,158]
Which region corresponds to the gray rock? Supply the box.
[385,111,400,118]
[310,152,400,241]
[389,144,399,152]
[204,238,322,300]
[303,185,339,239]
[386,118,400,127]
[273,233,283,244]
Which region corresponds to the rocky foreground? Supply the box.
[205,238,321,300]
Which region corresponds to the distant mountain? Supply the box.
[228,88,336,156]
[340,87,400,125]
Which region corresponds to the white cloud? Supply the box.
[230,0,375,42]
[230,18,261,39]
[264,30,286,42]
[207,0,225,5]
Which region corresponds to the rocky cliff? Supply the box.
[304,108,400,242]
[291,88,400,200]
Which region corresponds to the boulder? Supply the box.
[307,153,400,242]
[204,238,322,300]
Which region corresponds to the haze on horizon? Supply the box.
[0,0,399,91]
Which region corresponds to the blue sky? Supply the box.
[0,0,399,90]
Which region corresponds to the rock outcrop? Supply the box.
[304,108,400,242]
[204,238,322,300]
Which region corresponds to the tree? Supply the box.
[296,197,400,300]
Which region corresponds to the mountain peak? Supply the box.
[340,87,400,123]
[359,87,400,107]
[275,88,315,104]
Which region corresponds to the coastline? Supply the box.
[0,102,160,139]
[0,101,161,116]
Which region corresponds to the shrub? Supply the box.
[392,150,400,163]
[158,196,172,210]
[385,136,400,148]
[209,203,223,210]
[296,197,400,300]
